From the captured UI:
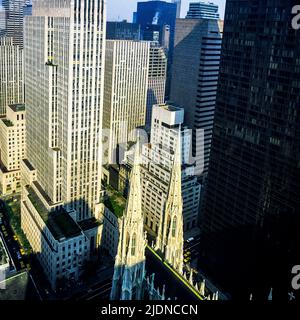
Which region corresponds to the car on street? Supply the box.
[186,237,194,243]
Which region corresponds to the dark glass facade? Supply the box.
[200,0,300,300]
[136,1,176,56]
[136,1,177,97]
[106,21,141,41]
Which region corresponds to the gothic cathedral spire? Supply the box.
[156,130,184,274]
[110,142,147,300]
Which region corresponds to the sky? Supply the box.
[107,0,226,22]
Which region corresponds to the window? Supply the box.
[172,216,177,237]
[131,233,136,256]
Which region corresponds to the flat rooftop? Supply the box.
[104,186,126,218]
[26,186,82,241]
[160,103,183,112]
[1,118,13,127]
[9,103,25,112]
[78,217,101,231]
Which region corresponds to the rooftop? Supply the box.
[9,103,25,113]
[26,186,82,241]
[1,118,13,127]
[78,217,101,231]
[160,103,183,112]
[145,246,203,301]
[104,186,126,218]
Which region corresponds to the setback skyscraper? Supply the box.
[21,0,106,289]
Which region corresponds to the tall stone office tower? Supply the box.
[156,133,184,274]
[20,0,106,288]
[145,44,167,128]
[170,13,223,177]
[110,145,147,300]
[103,40,149,164]
[200,0,300,300]
[0,37,24,116]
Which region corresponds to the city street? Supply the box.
[183,235,201,265]
[0,198,27,272]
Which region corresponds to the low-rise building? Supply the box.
[20,160,97,290]
[98,187,126,258]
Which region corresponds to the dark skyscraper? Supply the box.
[2,0,30,47]
[136,1,177,97]
[136,1,176,61]
[200,0,300,300]
[106,21,141,41]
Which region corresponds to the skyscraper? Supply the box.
[141,104,201,235]
[0,37,24,116]
[5,0,27,47]
[0,6,5,37]
[106,21,141,41]
[170,18,223,177]
[21,0,106,288]
[146,44,167,128]
[103,40,150,164]
[136,1,177,44]
[200,0,300,299]
[136,1,178,98]
[186,2,220,20]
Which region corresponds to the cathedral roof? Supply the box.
[145,247,202,301]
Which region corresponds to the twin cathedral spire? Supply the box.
[110,133,184,300]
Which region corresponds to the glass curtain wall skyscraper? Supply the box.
[200,0,300,300]
[186,2,220,20]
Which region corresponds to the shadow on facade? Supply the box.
[20,191,115,298]
[198,209,300,301]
